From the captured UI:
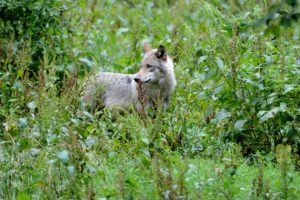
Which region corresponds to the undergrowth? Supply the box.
[0,0,300,199]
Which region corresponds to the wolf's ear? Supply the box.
[143,42,152,53]
[155,45,167,60]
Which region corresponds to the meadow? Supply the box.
[0,0,299,199]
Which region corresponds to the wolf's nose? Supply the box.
[134,77,140,82]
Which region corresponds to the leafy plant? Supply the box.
[0,0,300,199]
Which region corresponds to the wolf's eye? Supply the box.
[146,64,152,68]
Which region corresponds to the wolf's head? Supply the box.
[134,42,173,85]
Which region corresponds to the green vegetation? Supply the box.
[0,0,299,199]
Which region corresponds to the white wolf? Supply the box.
[81,42,176,113]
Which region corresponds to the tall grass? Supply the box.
[0,0,300,199]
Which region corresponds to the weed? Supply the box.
[0,0,300,199]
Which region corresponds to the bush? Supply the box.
[0,0,73,71]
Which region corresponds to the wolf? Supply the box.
[81,42,176,113]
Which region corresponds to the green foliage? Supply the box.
[260,0,300,37]
[0,0,300,199]
[0,0,73,71]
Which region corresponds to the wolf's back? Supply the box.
[82,72,137,110]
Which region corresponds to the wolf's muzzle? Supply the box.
[134,76,151,83]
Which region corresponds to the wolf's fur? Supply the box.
[81,43,176,112]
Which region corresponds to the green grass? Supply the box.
[0,0,300,199]
[2,147,300,199]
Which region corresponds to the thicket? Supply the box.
[1,0,299,158]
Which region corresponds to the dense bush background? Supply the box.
[0,0,299,199]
